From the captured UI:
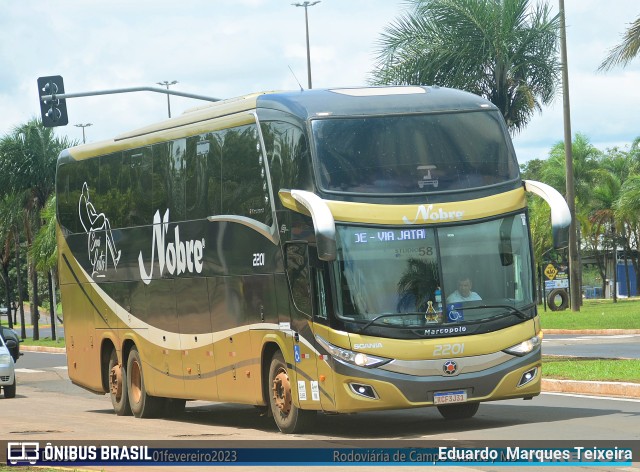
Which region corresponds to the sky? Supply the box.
[1,0,639,165]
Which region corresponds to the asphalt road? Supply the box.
[542,334,640,359]
[4,351,639,472]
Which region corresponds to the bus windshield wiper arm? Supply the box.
[358,313,425,333]
[460,304,531,320]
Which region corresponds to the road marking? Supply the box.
[54,366,68,370]
[14,368,45,373]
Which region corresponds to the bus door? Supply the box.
[284,243,332,412]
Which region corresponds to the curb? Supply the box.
[21,345,66,353]
[542,379,640,398]
[543,329,640,335]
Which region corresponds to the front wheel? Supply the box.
[3,379,16,398]
[268,351,314,434]
[437,402,479,420]
[127,347,164,418]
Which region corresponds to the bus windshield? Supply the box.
[311,111,518,194]
[333,214,534,334]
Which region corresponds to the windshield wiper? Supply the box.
[358,312,426,333]
[455,304,532,320]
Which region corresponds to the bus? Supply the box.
[56,85,570,433]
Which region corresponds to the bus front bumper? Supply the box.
[324,349,541,413]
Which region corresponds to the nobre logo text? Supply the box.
[138,209,205,284]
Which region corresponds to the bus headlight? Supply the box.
[316,335,391,368]
[503,332,543,356]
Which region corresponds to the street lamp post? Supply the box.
[157,80,178,118]
[292,1,320,89]
[74,123,93,143]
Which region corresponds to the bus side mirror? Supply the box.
[499,218,513,266]
[523,180,571,249]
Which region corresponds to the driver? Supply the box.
[446,276,482,303]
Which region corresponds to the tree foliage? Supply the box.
[599,15,640,71]
[371,0,561,133]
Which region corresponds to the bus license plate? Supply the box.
[433,390,467,404]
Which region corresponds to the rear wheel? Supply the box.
[437,402,479,420]
[4,379,16,398]
[108,350,131,416]
[268,351,314,434]
[127,347,164,418]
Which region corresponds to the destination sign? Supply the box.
[354,228,429,244]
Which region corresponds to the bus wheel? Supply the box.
[108,350,131,416]
[437,402,479,420]
[127,347,163,418]
[268,351,314,434]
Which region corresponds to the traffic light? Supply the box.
[37,75,68,127]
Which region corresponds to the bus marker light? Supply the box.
[319,375,326,382]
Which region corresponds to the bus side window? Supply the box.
[284,242,312,317]
[185,134,209,220]
[221,124,272,226]
[123,148,152,227]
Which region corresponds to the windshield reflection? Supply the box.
[333,214,534,333]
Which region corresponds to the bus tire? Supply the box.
[268,351,314,434]
[3,379,16,398]
[108,350,131,416]
[126,347,163,418]
[437,402,479,420]
[548,289,569,311]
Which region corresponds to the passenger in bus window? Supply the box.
[446,276,482,303]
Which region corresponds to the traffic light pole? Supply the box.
[37,75,220,128]
[40,86,220,104]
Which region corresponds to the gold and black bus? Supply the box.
[56,86,570,433]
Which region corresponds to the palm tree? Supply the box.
[371,0,561,133]
[598,15,640,71]
[30,195,59,340]
[0,118,75,340]
[0,193,26,332]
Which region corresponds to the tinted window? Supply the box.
[312,111,518,194]
[122,148,152,226]
[260,121,310,197]
[220,125,272,226]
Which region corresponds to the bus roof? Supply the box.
[256,86,497,120]
[64,86,498,160]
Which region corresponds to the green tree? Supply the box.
[371,0,561,133]
[599,15,640,71]
[0,118,75,340]
[30,195,59,340]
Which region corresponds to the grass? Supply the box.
[543,356,640,383]
[19,337,66,348]
[539,297,640,330]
